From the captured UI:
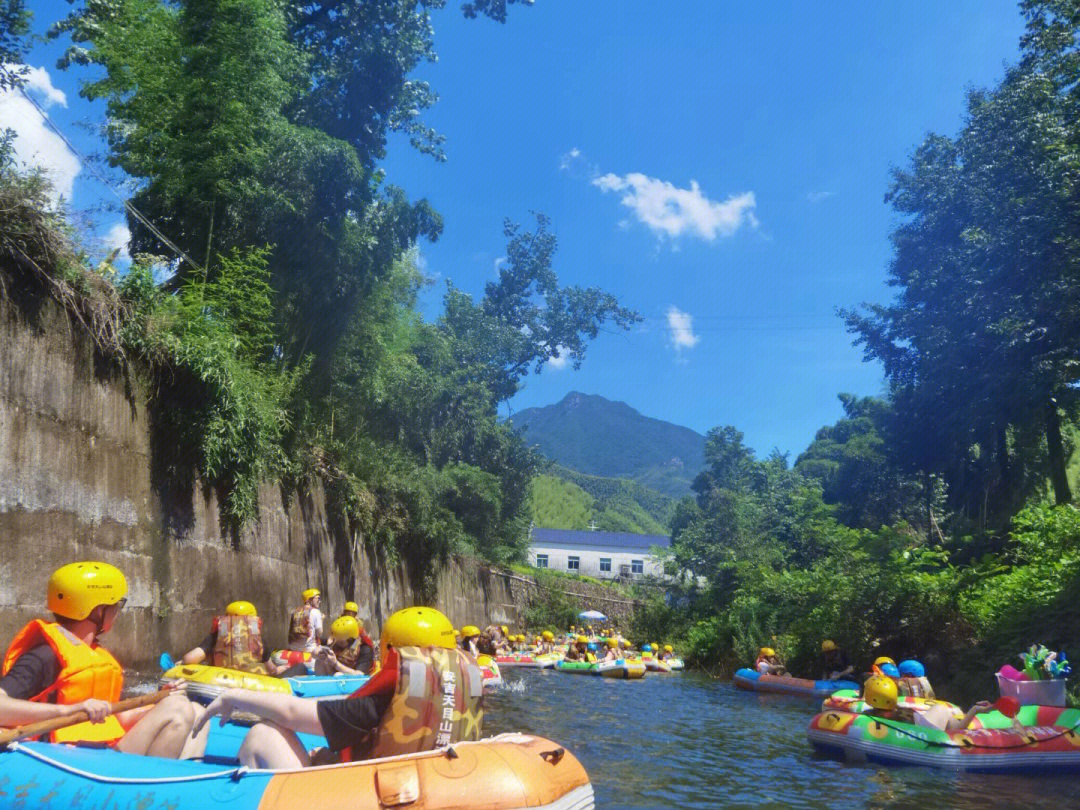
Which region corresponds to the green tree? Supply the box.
[0,0,30,90]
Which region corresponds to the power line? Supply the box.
[18,85,204,274]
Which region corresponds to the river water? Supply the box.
[484,668,1075,810]
[129,666,1075,808]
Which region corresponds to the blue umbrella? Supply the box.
[578,610,607,621]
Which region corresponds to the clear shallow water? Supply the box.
[128,667,1075,808]
[484,669,1076,810]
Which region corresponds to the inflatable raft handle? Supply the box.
[539,747,566,764]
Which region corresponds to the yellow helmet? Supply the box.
[380,606,456,662]
[461,625,480,638]
[48,562,127,621]
[760,647,776,657]
[454,629,461,637]
[302,588,321,602]
[652,642,659,651]
[621,639,631,648]
[873,656,896,668]
[576,634,588,644]
[569,625,576,632]
[542,630,554,641]
[226,600,257,617]
[518,634,527,642]
[342,601,359,614]
[500,625,509,635]
[863,675,898,711]
[330,615,360,642]
[607,637,618,648]
[664,644,673,653]
[822,639,838,653]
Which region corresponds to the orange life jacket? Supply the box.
[2,619,125,744]
[211,615,265,673]
[340,646,484,762]
[288,604,313,647]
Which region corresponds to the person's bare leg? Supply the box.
[115,694,198,758]
[237,721,310,769]
[178,704,210,759]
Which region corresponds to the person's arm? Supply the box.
[0,689,113,726]
[181,647,207,665]
[958,701,994,730]
[196,689,323,737]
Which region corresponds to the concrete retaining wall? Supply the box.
[0,286,635,668]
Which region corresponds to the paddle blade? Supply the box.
[993,696,1020,718]
[159,652,176,671]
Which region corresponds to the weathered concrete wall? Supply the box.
[0,289,633,669]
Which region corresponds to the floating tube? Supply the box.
[161,664,369,703]
[555,659,645,679]
[494,653,559,669]
[823,691,963,721]
[734,668,859,697]
[0,734,594,809]
[666,658,685,671]
[808,705,1080,773]
[476,656,503,690]
[644,658,671,673]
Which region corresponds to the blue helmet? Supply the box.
[898,659,925,678]
[881,663,901,679]
[587,642,597,652]
[642,644,652,652]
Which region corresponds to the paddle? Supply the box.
[159,652,176,671]
[0,689,172,745]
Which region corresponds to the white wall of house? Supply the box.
[527,542,665,580]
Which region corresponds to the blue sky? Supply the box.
[12,1,1025,458]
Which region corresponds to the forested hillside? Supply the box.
[510,392,705,496]
[635,0,1080,701]
[0,0,637,588]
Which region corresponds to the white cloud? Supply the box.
[806,190,834,204]
[547,348,569,370]
[493,255,507,276]
[666,305,699,359]
[0,66,80,202]
[592,172,757,242]
[559,147,582,171]
[103,222,131,261]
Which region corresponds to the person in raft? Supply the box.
[536,631,555,655]
[862,675,1007,732]
[180,601,298,677]
[659,644,676,661]
[194,606,483,768]
[821,639,854,681]
[0,562,208,758]
[601,638,621,663]
[564,635,594,662]
[459,626,482,657]
[287,588,325,654]
[755,647,789,676]
[313,616,375,676]
[340,601,359,620]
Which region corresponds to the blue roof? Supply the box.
[530,528,670,550]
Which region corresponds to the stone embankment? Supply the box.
[0,289,636,667]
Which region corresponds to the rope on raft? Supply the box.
[863,716,1080,750]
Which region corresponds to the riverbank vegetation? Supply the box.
[0,0,636,587]
[637,1,1080,702]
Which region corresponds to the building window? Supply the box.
[535,554,548,569]
[599,558,611,573]
[567,556,580,571]
[631,559,644,575]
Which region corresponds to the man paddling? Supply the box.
[0,562,208,758]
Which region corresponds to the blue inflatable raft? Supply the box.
[733,668,859,697]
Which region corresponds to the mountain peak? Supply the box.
[509,393,706,496]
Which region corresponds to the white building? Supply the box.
[527,527,669,580]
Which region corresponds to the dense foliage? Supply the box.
[2,1,637,582]
[529,469,673,535]
[637,1,1080,701]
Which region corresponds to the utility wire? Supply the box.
[19,86,204,274]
